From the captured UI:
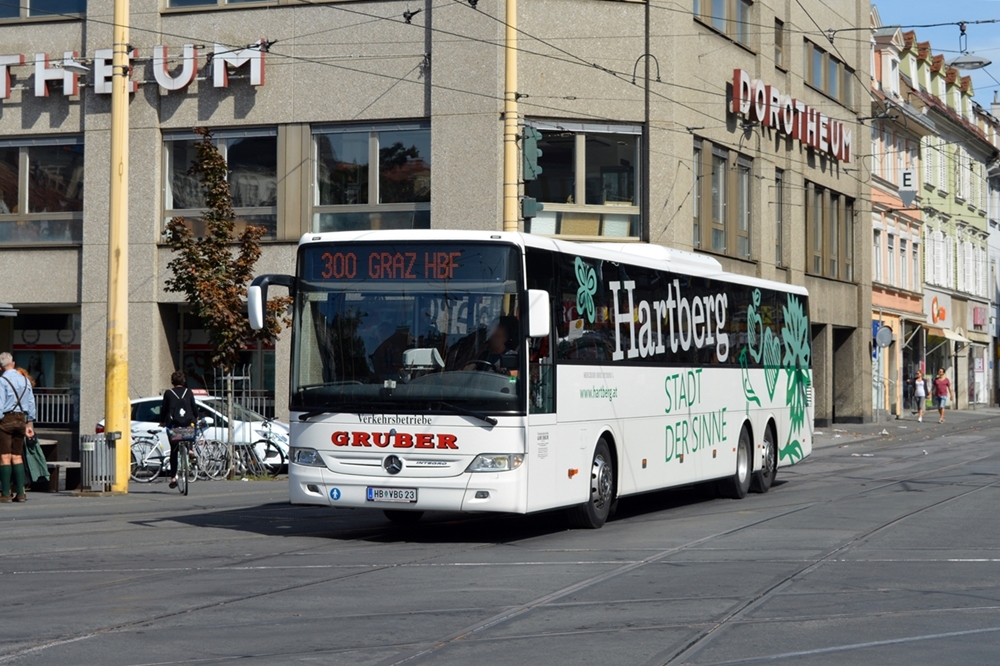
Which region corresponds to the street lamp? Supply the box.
[62,60,90,76]
[949,22,992,71]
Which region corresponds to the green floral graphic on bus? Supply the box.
[741,290,811,464]
[574,257,597,323]
[778,295,810,463]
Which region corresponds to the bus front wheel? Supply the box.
[568,439,615,529]
[719,426,752,500]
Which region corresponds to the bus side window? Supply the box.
[526,248,555,414]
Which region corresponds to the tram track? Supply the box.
[2,425,999,664]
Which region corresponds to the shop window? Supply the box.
[0,0,84,19]
[804,40,854,107]
[312,122,430,233]
[695,0,753,47]
[806,181,854,281]
[693,138,751,259]
[0,137,83,244]
[525,122,639,238]
[164,128,278,239]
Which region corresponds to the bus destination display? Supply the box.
[301,244,513,282]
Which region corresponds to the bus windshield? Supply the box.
[292,242,524,414]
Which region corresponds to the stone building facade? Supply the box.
[0,0,873,449]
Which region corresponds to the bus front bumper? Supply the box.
[288,464,527,514]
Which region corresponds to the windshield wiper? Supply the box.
[298,403,357,421]
[436,401,497,427]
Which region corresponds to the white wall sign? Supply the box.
[0,40,267,101]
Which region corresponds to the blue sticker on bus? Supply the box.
[329,488,342,500]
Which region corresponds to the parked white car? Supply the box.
[97,395,289,469]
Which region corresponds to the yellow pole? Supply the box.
[502,0,519,232]
[106,0,130,492]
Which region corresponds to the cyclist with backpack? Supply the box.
[159,370,198,489]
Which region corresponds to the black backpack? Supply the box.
[166,388,194,427]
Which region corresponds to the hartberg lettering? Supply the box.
[609,280,730,363]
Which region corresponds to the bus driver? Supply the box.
[465,316,518,374]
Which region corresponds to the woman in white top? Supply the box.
[914,370,927,423]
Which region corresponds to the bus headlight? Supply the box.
[466,454,524,472]
[291,448,325,467]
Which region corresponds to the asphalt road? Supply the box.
[2,413,1000,666]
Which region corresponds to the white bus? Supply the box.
[248,230,812,528]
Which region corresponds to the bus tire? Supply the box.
[383,510,424,525]
[568,439,615,529]
[719,426,752,500]
[750,424,777,494]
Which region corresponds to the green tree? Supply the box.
[164,127,290,373]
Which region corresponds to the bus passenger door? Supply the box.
[526,329,560,511]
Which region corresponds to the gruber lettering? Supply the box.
[331,431,459,449]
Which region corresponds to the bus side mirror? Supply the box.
[248,285,265,331]
[527,289,551,339]
[248,274,296,331]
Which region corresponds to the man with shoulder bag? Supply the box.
[0,352,37,502]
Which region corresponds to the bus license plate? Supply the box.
[367,487,417,503]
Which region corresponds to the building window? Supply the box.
[695,0,752,46]
[775,169,784,266]
[526,122,640,238]
[774,19,785,69]
[312,122,430,233]
[900,238,908,290]
[164,128,278,239]
[0,137,83,244]
[873,229,883,283]
[693,139,751,259]
[913,243,920,290]
[804,40,854,106]
[165,0,266,8]
[0,0,84,19]
[886,234,896,286]
[806,181,854,281]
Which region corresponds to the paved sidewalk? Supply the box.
[813,405,1000,449]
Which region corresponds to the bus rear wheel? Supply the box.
[383,509,423,525]
[719,426,752,500]
[750,425,777,494]
[568,439,615,529]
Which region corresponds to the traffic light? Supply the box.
[523,127,543,181]
[522,197,544,220]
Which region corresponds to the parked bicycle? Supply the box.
[236,417,287,478]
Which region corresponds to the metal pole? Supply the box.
[642,0,651,243]
[106,0,130,492]
[502,0,519,232]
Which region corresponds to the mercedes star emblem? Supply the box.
[383,455,403,475]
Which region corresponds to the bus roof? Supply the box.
[299,230,808,297]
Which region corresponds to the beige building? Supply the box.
[0,0,872,452]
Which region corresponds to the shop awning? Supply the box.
[926,327,971,344]
[0,303,16,317]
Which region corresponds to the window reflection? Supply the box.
[317,132,369,206]
[379,130,430,203]
[29,145,84,214]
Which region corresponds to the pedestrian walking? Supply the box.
[914,370,927,422]
[933,367,953,423]
[159,370,198,490]
[0,351,37,502]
